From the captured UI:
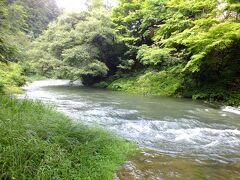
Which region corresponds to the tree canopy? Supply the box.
[0,0,59,92]
[110,0,240,104]
[29,2,125,85]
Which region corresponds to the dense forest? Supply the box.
[1,0,240,105]
[0,0,59,93]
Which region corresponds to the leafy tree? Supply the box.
[112,0,166,69]
[23,0,60,37]
[0,0,59,64]
[29,3,125,85]
[110,0,240,104]
[0,0,59,93]
[4,0,60,37]
[0,0,28,62]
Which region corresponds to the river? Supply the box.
[19,80,240,179]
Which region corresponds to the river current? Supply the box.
[19,80,240,179]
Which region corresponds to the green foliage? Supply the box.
[29,5,124,85]
[0,95,137,179]
[0,0,28,63]
[136,68,183,96]
[137,45,176,66]
[0,62,26,93]
[4,0,60,37]
[225,93,240,106]
[108,65,183,96]
[109,0,240,105]
[178,21,240,72]
[108,76,137,92]
[117,59,135,71]
[5,2,27,32]
[112,0,165,65]
[190,86,240,106]
[0,0,59,59]
[112,0,143,46]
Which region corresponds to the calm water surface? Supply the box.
[19,80,240,179]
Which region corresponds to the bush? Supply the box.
[191,89,240,106]
[107,66,183,96]
[0,62,26,93]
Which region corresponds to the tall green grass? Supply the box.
[0,96,137,179]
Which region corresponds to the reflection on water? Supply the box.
[19,80,240,179]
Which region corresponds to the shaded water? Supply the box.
[19,80,240,179]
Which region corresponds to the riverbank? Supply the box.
[0,95,137,179]
[95,71,240,106]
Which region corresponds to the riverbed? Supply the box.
[19,80,240,179]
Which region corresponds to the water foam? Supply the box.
[222,106,240,115]
[23,79,71,90]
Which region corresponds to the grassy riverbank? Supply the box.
[96,69,240,106]
[0,95,137,179]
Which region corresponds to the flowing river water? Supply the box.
[19,80,240,179]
